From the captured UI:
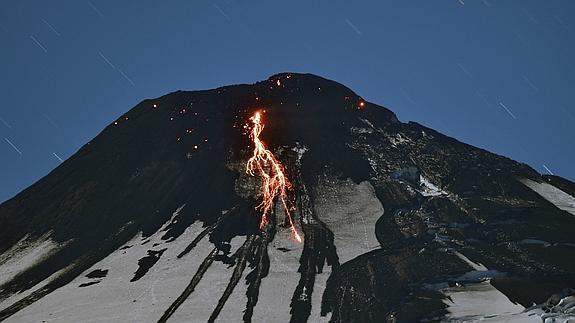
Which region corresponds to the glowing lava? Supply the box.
[246,111,302,242]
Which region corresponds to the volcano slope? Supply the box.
[0,73,574,322]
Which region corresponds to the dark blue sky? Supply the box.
[1,1,574,203]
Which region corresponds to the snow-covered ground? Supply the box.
[435,178,575,322]
[452,251,489,272]
[1,205,245,323]
[443,278,575,322]
[0,233,64,288]
[442,281,539,323]
[302,178,384,322]
[253,172,379,323]
[441,250,575,322]
[11,176,574,322]
[254,177,385,323]
[252,226,308,322]
[520,178,575,216]
[0,176,385,323]
[169,235,245,323]
[0,266,69,314]
[442,250,536,322]
[313,179,384,265]
[1,202,335,322]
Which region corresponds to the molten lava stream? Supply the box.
[246,111,302,243]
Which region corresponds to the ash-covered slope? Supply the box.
[0,73,574,322]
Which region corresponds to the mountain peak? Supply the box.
[0,74,574,322]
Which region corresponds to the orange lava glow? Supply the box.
[246,111,302,242]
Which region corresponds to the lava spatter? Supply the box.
[246,111,302,242]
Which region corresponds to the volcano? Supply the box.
[0,73,574,322]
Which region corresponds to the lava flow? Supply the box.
[246,111,302,243]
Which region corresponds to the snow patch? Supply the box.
[253,227,307,322]
[388,133,412,147]
[540,295,575,322]
[291,144,308,163]
[351,127,373,134]
[358,117,376,130]
[0,233,66,288]
[520,178,575,216]
[313,179,383,264]
[441,250,574,322]
[419,175,447,197]
[453,251,488,272]
[0,266,70,313]
[442,281,536,322]
[170,236,245,323]
[3,204,242,323]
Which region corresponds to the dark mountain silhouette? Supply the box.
[0,73,574,322]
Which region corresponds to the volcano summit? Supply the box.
[0,73,574,322]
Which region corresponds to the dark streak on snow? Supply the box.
[85,269,108,279]
[157,248,218,323]
[177,205,238,259]
[130,249,167,282]
[289,160,340,323]
[78,280,101,288]
[243,233,271,322]
[208,235,255,322]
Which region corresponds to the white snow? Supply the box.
[252,225,307,322]
[256,178,384,323]
[291,144,308,163]
[0,233,65,288]
[540,296,575,323]
[442,281,538,323]
[453,251,488,272]
[388,133,412,147]
[313,178,384,265]
[309,273,330,323]
[442,241,575,322]
[442,249,546,322]
[442,248,534,322]
[520,178,575,216]
[2,205,249,323]
[0,266,69,313]
[419,175,447,197]
[170,236,245,323]
[350,127,374,134]
[358,117,376,130]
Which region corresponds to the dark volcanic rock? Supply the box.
[78,281,101,288]
[85,269,108,279]
[131,249,167,282]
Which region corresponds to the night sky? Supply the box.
[0,1,574,203]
